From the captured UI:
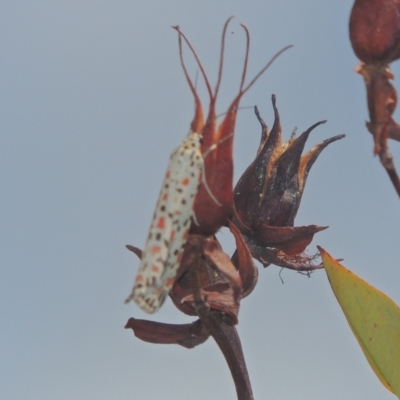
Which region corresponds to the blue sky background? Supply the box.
[2,1,400,399]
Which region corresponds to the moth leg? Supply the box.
[201,162,222,207]
[192,211,200,226]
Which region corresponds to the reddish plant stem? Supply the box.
[190,251,253,400]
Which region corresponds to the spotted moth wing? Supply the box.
[125,131,203,313]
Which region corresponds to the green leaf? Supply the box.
[319,247,400,397]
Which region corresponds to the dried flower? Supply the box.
[232,95,344,271]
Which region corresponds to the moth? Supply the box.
[125,130,221,313]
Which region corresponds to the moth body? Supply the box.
[125,131,203,313]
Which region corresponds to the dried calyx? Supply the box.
[232,95,344,272]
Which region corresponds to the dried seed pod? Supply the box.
[232,96,344,271]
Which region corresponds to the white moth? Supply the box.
[125,130,220,313]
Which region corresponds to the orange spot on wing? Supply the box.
[166,171,171,179]
[182,178,190,186]
[157,217,165,229]
[151,245,161,254]
[165,277,175,287]
[162,193,168,201]
[170,230,176,241]
[152,265,160,273]
[156,287,164,294]
[135,274,144,282]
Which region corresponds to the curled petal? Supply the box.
[357,63,397,154]
[252,223,328,255]
[203,238,242,296]
[248,243,323,272]
[229,221,258,298]
[354,59,400,196]
[169,235,242,321]
[177,236,243,323]
[125,317,210,349]
[182,282,240,324]
[168,235,205,317]
[299,134,346,191]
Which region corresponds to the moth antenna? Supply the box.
[202,133,234,159]
[216,106,253,119]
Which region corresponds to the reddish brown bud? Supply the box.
[350,0,400,64]
[350,1,400,196]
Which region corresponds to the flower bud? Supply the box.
[350,0,400,64]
